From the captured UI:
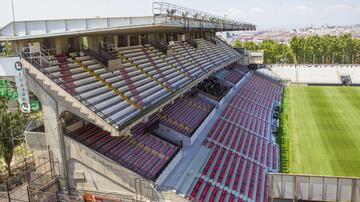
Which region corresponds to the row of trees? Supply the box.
[233,34,360,64]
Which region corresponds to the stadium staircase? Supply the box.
[22,38,242,134]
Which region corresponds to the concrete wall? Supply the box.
[55,37,68,54]
[269,64,360,84]
[155,149,182,186]
[269,173,360,202]
[155,107,216,147]
[26,70,69,192]
[156,124,188,146]
[65,136,160,201]
[190,108,216,145]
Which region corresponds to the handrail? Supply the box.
[83,47,118,67]
[206,37,218,45]
[21,47,54,68]
[149,41,168,54]
[186,38,198,49]
[75,60,142,110]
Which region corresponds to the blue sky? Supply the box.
[1,0,359,29]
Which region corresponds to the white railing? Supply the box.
[152,2,255,27]
[21,47,55,67]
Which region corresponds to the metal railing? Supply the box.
[149,41,169,54]
[152,2,255,27]
[0,157,35,182]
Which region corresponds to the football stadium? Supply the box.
[0,1,360,202]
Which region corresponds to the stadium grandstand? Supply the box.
[2,1,359,202]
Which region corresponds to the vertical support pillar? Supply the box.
[177,33,181,41]
[55,37,68,55]
[78,37,83,51]
[6,181,11,202]
[136,34,140,45]
[88,35,100,52]
[71,37,81,52]
[127,35,131,46]
[148,33,157,44]
[114,35,119,49]
[25,73,69,194]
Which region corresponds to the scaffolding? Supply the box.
[0,150,58,202]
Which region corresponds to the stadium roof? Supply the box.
[0,2,256,41]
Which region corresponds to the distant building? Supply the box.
[249,50,264,64]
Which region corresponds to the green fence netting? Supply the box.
[30,99,41,112]
[8,88,18,100]
[0,79,8,87]
[0,79,41,112]
[0,87,8,97]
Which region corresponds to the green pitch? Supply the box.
[285,86,360,177]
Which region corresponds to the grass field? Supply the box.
[285,86,360,177]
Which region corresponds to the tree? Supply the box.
[0,98,28,177]
[232,39,243,48]
[234,34,360,64]
[232,39,258,50]
[0,97,7,110]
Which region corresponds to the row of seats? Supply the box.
[30,38,241,129]
[156,92,215,136]
[67,123,180,181]
[189,74,282,202]
[212,64,249,86]
[223,64,250,85]
[191,147,269,202]
[42,52,141,126]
